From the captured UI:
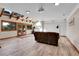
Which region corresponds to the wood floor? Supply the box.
[0,34,79,56]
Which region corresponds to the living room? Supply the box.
[0,3,79,56]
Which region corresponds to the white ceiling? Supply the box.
[0,3,77,21]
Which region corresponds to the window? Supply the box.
[1,21,16,31]
[3,8,12,16]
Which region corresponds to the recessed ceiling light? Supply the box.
[55,3,59,6]
[26,11,30,14]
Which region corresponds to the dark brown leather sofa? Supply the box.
[34,32,59,46]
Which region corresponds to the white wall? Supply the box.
[43,20,66,36]
[58,21,66,36]
[66,8,79,51]
[44,21,58,32]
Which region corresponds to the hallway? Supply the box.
[0,34,79,56]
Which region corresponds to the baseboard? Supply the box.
[60,35,67,37]
[0,36,17,40]
[66,37,79,53]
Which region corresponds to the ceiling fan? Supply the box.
[38,4,45,12]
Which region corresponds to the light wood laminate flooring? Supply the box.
[0,34,79,56]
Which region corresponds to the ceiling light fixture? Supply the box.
[55,3,59,6]
[38,6,44,12]
[38,4,45,12]
[26,11,30,14]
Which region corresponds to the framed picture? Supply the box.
[69,17,75,26]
